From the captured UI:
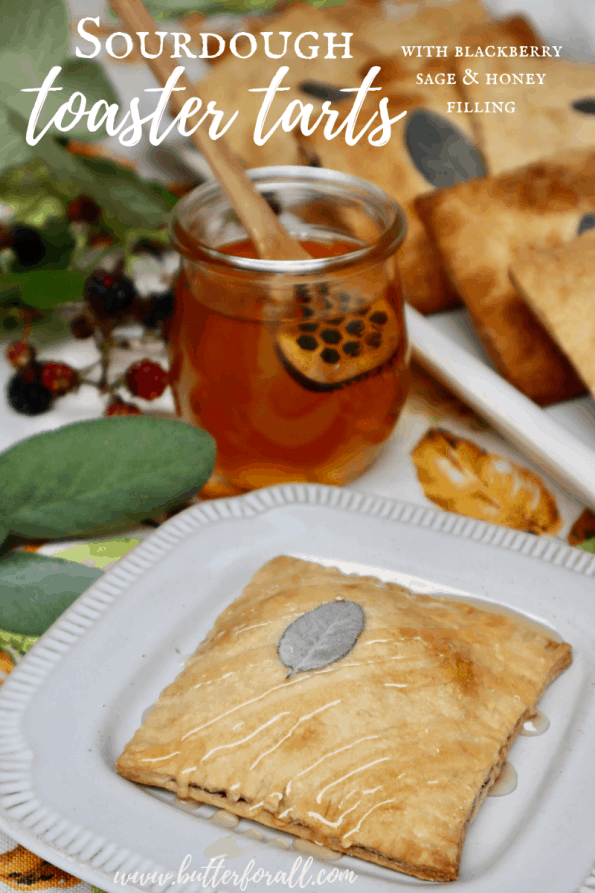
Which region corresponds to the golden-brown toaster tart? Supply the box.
[194,3,378,168]
[116,556,571,882]
[454,18,595,175]
[298,73,483,314]
[510,229,595,398]
[415,148,595,404]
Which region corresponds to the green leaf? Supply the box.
[0,269,86,309]
[10,59,120,144]
[0,151,175,242]
[76,154,177,224]
[577,537,595,553]
[0,102,34,176]
[0,417,216,539]
[143,0,276,16]
[0,626,38,656]
[10,216,75,273]
[23,131,174,238]
[0,215,81,308]
[0,0,69,111]
[278,601,365,677]
[0,552,102,636]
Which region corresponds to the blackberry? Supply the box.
[143,290,174,329]
[7,373,53,415]
[10,225,46,267]
[70,313,95,339]
[85,272,136,318]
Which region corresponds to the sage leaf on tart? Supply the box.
[0,552,102,636]
[405,109,486,188]
[278,599,365,677]
[578,213,595,235]
[298,81,350,102]
[0,417,216,538]
[572,97,595,115]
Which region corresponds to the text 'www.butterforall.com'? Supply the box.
[114,854,359,890]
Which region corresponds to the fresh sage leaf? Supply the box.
[405,109,486,188]
[11,59,120,143]
[0,102,34,177]
[38,135,174,236]
[0,417,216,539]
[0,269,86,309]
[142,0,276,18]
[278,600,365,677]
[3,116,173,238]
[0,158,67,222]
[0,0,69,114]
[0,552,102,636]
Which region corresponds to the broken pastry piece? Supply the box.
[416,148,594,404]
[116,556,571,883]
[510,229,595,398]
[299,72,485,313]
[454,17,595,174]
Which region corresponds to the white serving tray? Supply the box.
[407,305,595,511]
[1,485,595,893]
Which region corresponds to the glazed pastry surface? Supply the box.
[116,556,571,881]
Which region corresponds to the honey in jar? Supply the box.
[168,166,409,495]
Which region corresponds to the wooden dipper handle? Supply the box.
[109,0,310,261]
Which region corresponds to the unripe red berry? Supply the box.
[125,359,168,401]
[6,340,35,369]
[66,194,101,224]
[40,362,80,397]
[105,397,142,417]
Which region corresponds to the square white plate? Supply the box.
[1,484,595,893]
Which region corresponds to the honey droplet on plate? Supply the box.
[292,839,342,861]
[242,829,264,840]
[487,762,517,797]
[519,710,550,736]
[209,810,239,829]
[268,837,291,849]
[172,796,201,813]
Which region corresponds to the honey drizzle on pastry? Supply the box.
[116,557,571,883]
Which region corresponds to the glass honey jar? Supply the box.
[168,166,409,495]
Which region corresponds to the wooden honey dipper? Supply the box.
[110,0,311,262]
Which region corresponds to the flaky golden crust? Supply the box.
[510,230,595,398]
[116,557,571,882]
[416,149,595,404]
